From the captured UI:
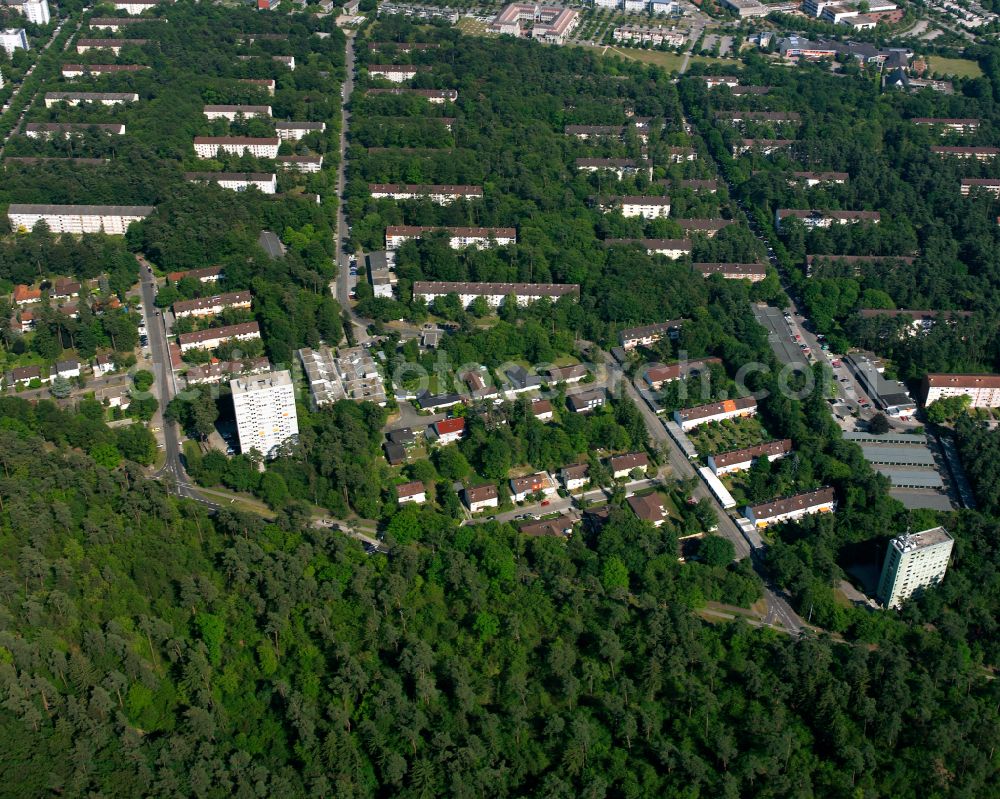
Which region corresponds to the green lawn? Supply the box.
[582,45,742,75]
[455,17,494,37]
[927,56,983,79]
[686,416,770,458]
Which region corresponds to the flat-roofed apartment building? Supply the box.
[365,88,457,104]
[489,4,580,44]
[172,290,252,319]
[694,262,767,281]
[277,155,323,173]
[76,39,150,54]
[960,178,1000,196]
[708,439,792,475]
[274,121,326,141]
[912,117,980,134]
[619,319,686,350]
[177,321,260,352]
[603,238,692,258]
[385,225,516,250]
[613,26,686,47]
[184,172,277,194]
[25,122,125,138]
[369,184,483,204]
[0,28,29,55]
[931,146,999,160]
[62,63,148,78]
[922,373,1000,408]
[193,137,279,158]
[674,396,757,431]
[368,65,418,82]
[776,208,880,231]
[231,369,298,461]
[44,92,138,107]
[743,487,836,527]
[7,204,153,234]
[412,281,579,308]
[877,526,954,609]
[203,104,272,120]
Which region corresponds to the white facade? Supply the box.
[185,173,277,194]
[620,197,671,219]
[369,184,483,204]
[411,281,579,308]
[877,527,954,609]
[7,204,153,235]
[193,137,280,158]
[232,370,299,460]
[7,0,50,25]
[276,155,323,172]
[385,226,516,250]
[45,92,138,107]
[0,28,29,55]
[674,398,757,431]
[274,122,326,141]
[178,322,260,352]
[172,290,252,319]
[368,65,417,82]
[113,1,159,14]
[742,488,836,528]
[923,374,1000,408]
[560,466,589,491]
[509,472,557,503]
[203,104,272,120]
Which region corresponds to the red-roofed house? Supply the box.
[433,417,466,445]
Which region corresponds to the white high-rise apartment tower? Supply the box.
[231,370,299,460]
[877,527,954,609]
[3,0,49,25]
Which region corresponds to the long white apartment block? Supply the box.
[113,0,161,14]
[25,122,125,138]
[411,281,580,308]
[193,137,279,158]
[232,370,299,460]
[368,65,418,83]
[385,225,516,250]
[76,39,150,54]
[184,172,277,194]
[203,104,272,120]
[7,204,153,235]
[177,321,260,352]
[877,527,954,609]
[172,290,252,318]
[274,121,326,141]
[617,195,671,219]
[922,373,1000,407]
[742,487,836,528]
[45,92,138,107]
[276,155,323,172]
[62,64,148,78]
[369,184,483,204]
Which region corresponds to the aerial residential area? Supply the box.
[0,0,998,795]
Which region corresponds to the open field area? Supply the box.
[927,55,983,78]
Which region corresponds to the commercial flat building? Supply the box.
[674,396,757,431]
[203,104,272,120]
[369,184,483,204]
[489,4,580,44]
[172,290,252,319]
[619,319,685,350]
[0,28,28,55]
[193,137,280,158]
[877,527,953,609]
[177,321,260,352]
[4,0,50,25]
[845,353,915,417]
[743,487,836,527]
[385,226,516,250]
[922,373,1000,408]
[76,39,150,54]
[274,121,326,141]
[232,370,298,460]
[62,64,148,77]
[276,155,323,172]
[7,204,153,234]
[184,172,277,194]
[720,0,768,16]
[708,439,791,475]
[25,122,125,138]
[775,208,880,231]
[604,238,692,258]
[44,92,138,107]
[694,262,767,281]
[412,281,579,308]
